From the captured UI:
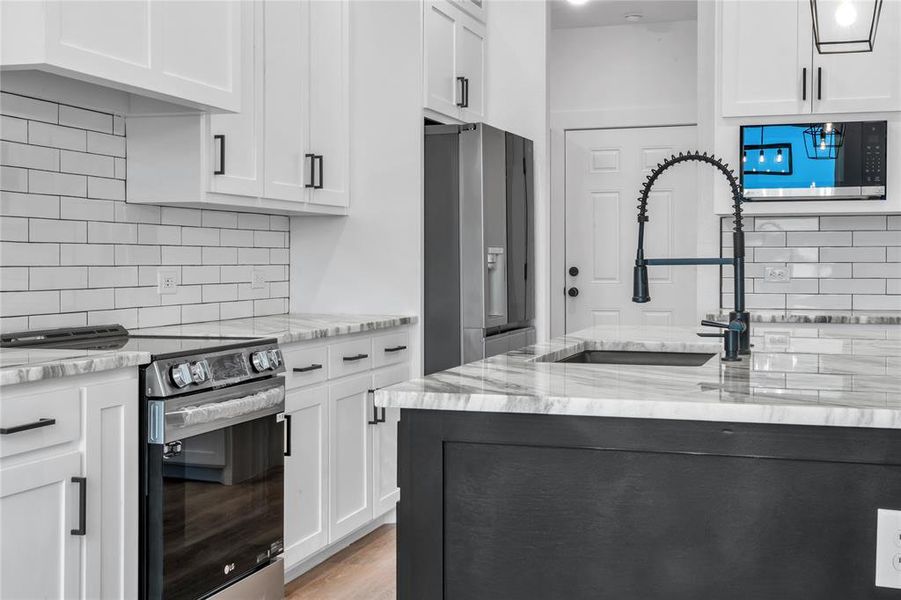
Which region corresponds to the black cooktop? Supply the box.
[0,324,261,358]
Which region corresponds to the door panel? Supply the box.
[0,452,82,600]
[308,0,350,207]
[721,0,812,116]
[284,385,328,565]
[564,126,698,332]
[328,374,372,542]
[457,16,485,120]
[372,364,410,517]
[263,0,310,202]
[813,0,901,113]
[424,0,459,117]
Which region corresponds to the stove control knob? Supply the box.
[170,363,192,388]
[267,349,282,368]
[190,361,209,384]
[251,351,271,372]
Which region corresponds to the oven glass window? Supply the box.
[157,415,284,600]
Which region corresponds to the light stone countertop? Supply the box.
[706,310,901,325]
[1,313,417,386]
[375,323,901,429]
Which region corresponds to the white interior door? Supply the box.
[564,126,698,332]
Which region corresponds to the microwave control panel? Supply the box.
[862,122,887,186]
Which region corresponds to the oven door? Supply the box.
[144,377,285,600]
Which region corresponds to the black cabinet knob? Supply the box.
[567,287,579,297]
[569,266,579,277]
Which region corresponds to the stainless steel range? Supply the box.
[1,325,287,600]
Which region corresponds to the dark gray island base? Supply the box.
[397,409,901,600]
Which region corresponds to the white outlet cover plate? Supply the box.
[875,508,901,588]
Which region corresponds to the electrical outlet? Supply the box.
[764,266,790,283]
[157,270,178,295]
[875,509,901,588]
[251,269,266,289]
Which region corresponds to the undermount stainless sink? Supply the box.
[556,350,716,367]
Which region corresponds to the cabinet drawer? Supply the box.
[0,386,81,458]
[283,345,329,389]
[372,331,411,368]
[329,337,373,379]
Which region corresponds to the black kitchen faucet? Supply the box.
[631,151,751,361]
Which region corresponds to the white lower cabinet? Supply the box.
[284,384,329,565]
[282,328,411,574]
[0,451,82,599]
[328,373,373,542]
[0,371,138,600]
[371,363,409,516]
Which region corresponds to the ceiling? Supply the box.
[551,0,698,30]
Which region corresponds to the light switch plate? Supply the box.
[875,509,901,589]
[157,270,178,295]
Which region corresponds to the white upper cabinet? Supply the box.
[449,0,486,23]
[720,0,901,117]
[0,0,242,112]
[721,1,812,117]
[127,0,350,215]
[812,0,901,113]
[424,0,486,121]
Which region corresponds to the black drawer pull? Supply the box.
[343,353,369,362]
[213,134,225,175]
[314,154,324,189]
[71,477,86,536]
[0,417,56,435]
[293,363,323,373]
[367,389,387,425]
[384,345,407,353]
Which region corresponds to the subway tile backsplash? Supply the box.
[0,92,289,331]
[722,216,901,314]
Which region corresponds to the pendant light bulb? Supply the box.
[758,149,766,163]
[825,122,833,133]
[742,151,747,163]
[820,139,827,150]
[834,1,858,27]
[776,148,784,163]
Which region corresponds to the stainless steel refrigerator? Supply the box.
[424,123,535,375]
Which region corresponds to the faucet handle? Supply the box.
[700,319,729,329]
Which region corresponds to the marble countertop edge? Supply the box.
[0,351,151,387]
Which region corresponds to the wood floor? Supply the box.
[285,525,396,600]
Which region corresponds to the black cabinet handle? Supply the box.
[464,77,470,108]
[456,76,466,107]
[817,67,822,100]
[305,153,316,188]
[293,363,323,373]
[802,67,807,101]
[384,345,407,353]
[343,353,369,362]
[283,414,292,457]
[314,154,324,189]
[0,417,56,435]
[367,389,387,425]
[71,477,86,536]
[213,134,225,175]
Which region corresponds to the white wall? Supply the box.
[484,0,550,341]
[548,19,698,335]
[290,1,424,372]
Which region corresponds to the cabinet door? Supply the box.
[424,0,462,118]
[284,385,329,567]
[0,451,82,599]
[308,0,350,208]
[263,0,311,202]
[210,0,263,198]
[812,0,901,113]
[328,374,372,542]
[371,364,410,518]
[721,0,813,117]
[83,379,138,600]
[456,13,486,120]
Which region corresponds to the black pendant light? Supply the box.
[810,0,883,54]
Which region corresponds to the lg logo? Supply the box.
[223,563,235,575]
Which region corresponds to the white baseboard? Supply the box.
[284,509,397,585]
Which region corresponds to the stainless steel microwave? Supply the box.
[740,121,886,201]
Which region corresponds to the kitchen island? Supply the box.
[375,323,901,600]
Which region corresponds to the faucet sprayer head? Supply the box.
[632,263,650,303]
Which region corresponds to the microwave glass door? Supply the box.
[153,414,285,600]
[740,122,886,201]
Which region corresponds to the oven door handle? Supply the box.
[160,378,285,442]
